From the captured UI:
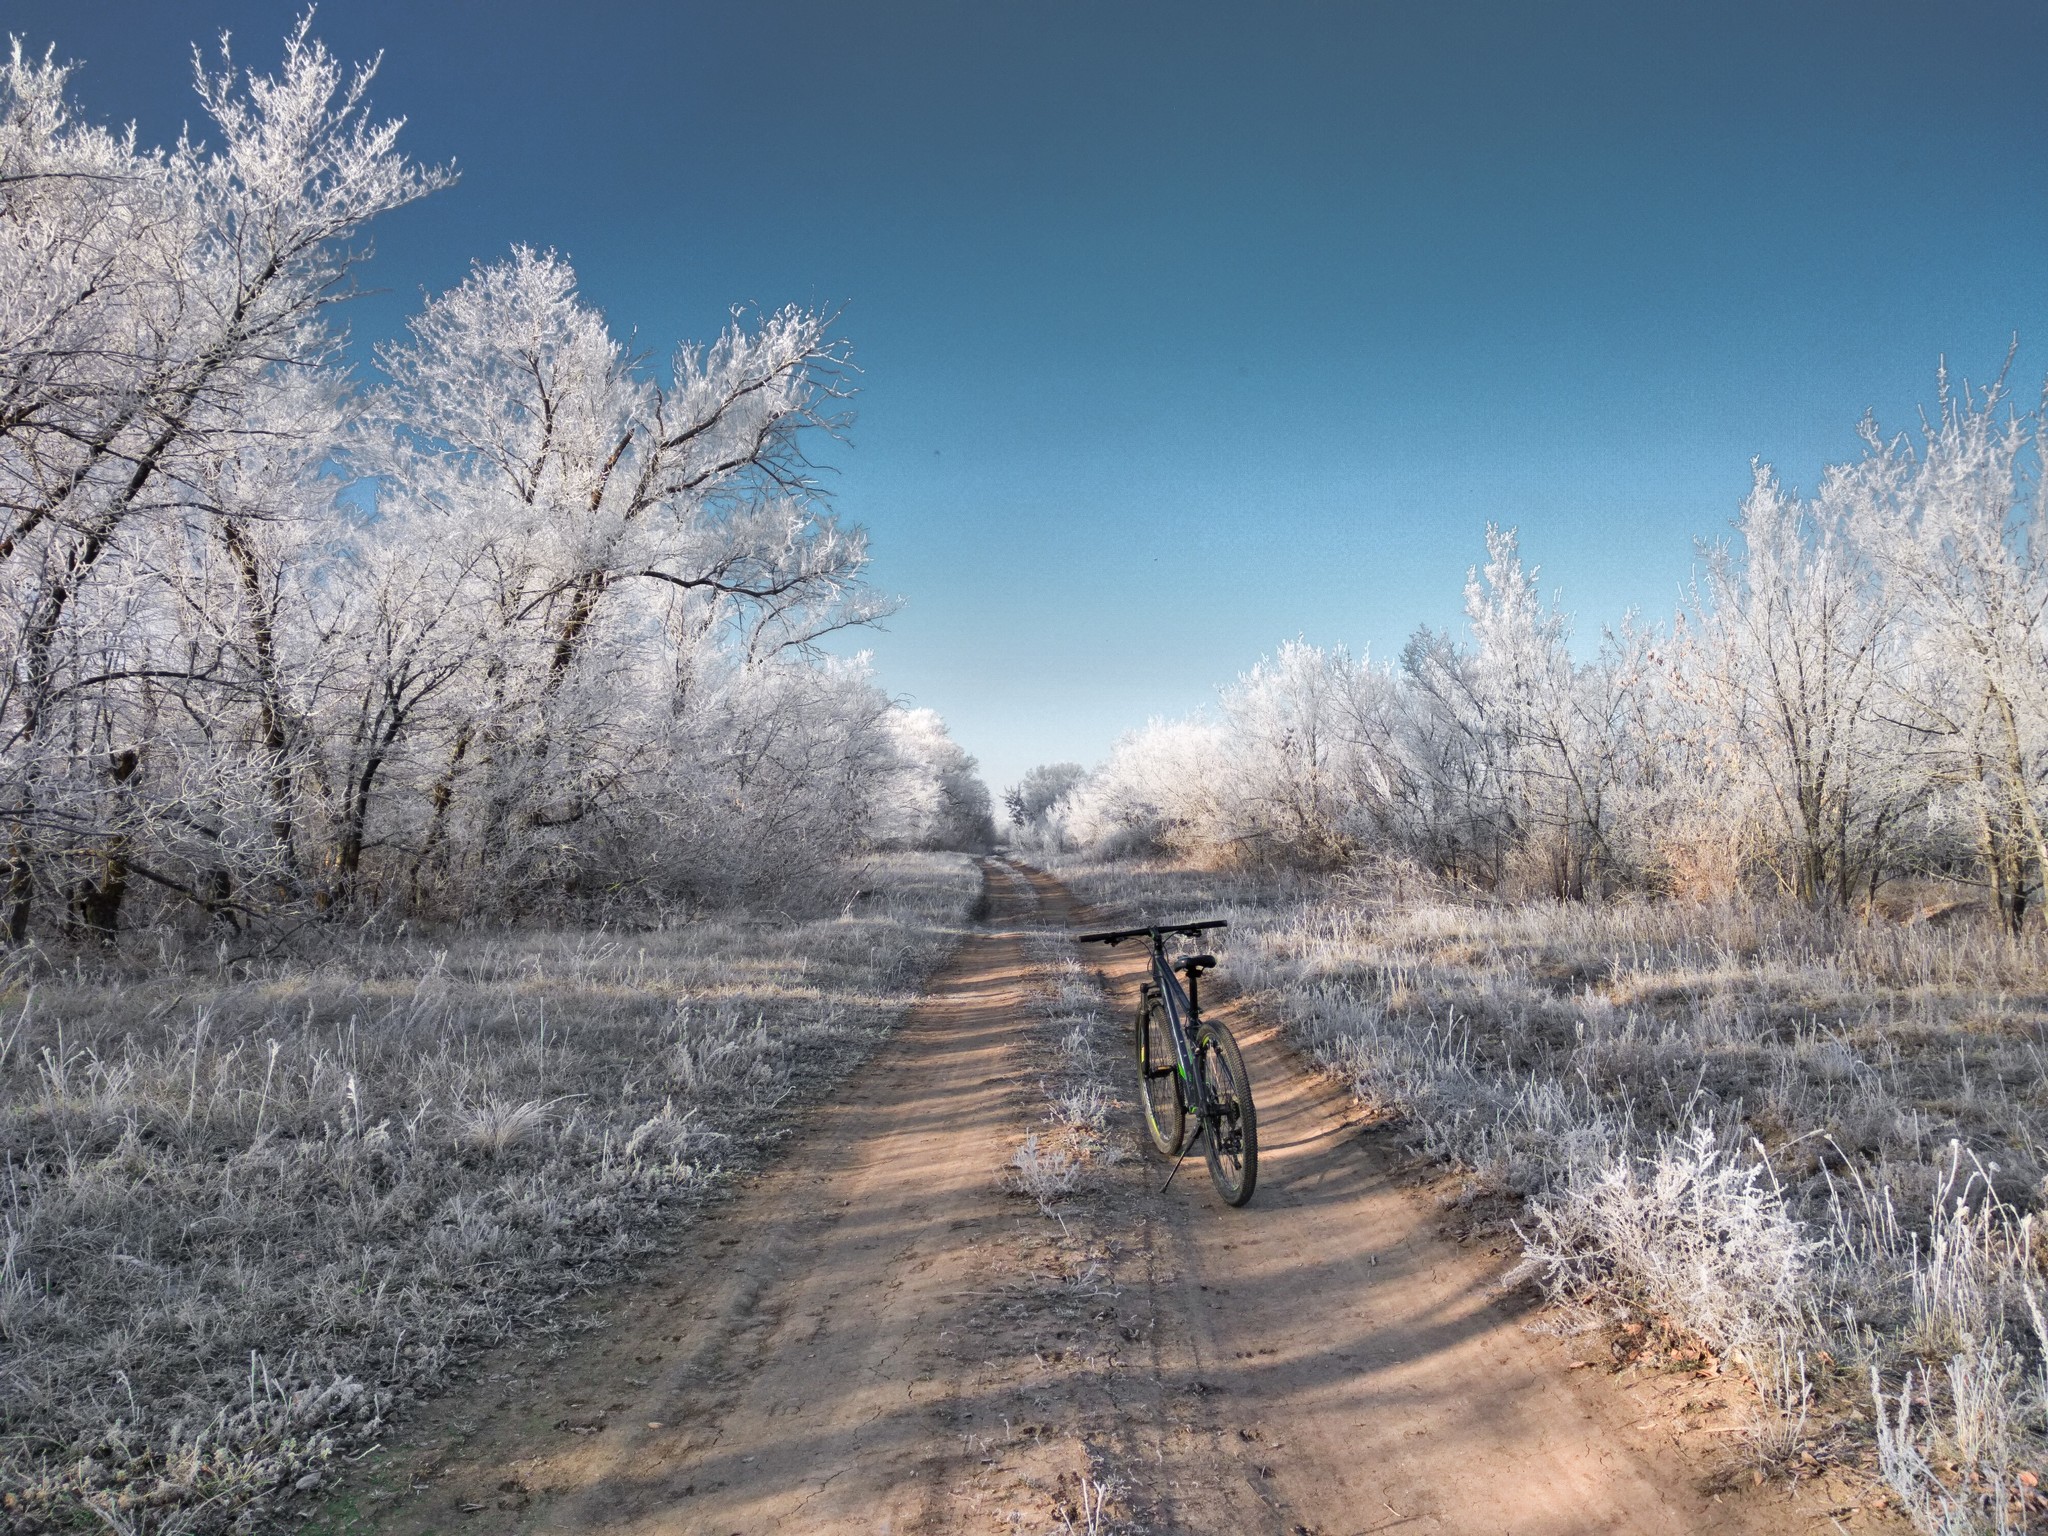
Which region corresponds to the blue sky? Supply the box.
[13,1,2047,796]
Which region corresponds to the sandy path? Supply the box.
[348,861,1885,1535]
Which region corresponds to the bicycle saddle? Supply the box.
[1177,954,1218,974]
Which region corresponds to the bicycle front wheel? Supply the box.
[1195,1018,1257,1206]
[1135,990,1186,1157]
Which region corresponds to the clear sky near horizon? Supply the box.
[10,1,2046,800]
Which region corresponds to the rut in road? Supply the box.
[359,860,1877,1535]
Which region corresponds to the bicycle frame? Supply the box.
[1146,941,1208,1106]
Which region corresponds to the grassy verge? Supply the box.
[1048,854,2048,1535]
[1008,904,1126,1218]
[0,853,980,1534]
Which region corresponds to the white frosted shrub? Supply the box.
[1051,718,1230,858]
[1516,1125,1814,1369]
[1012,1133,1081,1210]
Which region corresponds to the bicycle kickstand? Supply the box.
[1160,1120,1204,1194]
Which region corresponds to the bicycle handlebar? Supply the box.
[1076,919,1227,946]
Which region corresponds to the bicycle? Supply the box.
[1077,918,1257,1206]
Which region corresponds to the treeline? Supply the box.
[0,27,994,942]
[1016,366,2048,927]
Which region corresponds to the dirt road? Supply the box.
[349,861,1884,1535]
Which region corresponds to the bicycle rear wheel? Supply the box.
[1194,1017,1257,1206]
[1134,989,1185,1157]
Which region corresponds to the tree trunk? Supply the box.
[412,722,473,904]
[221,518,301,885]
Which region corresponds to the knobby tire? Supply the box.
[1195,1017,1257,1206]
[1135,990,1185,1157]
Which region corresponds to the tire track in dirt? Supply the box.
[340,861,1891,1535]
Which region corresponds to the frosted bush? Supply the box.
[1517,1125,1814,1369]
[1053,1082,1114,1134]
[1012,1134,1081,1210]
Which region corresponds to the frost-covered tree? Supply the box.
[0,22,449,939]
[1215,641,1404,868]
[1459,528,1650,897]
[1053,719,1231,859]
[363,246,886,900]
[0,20,924,938]
[875,708,995,851]
[1004,762,1086,845]
[1846,367,2048,929]
[1674,464,1913,908]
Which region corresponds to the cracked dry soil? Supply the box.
[336,861,1893,1535]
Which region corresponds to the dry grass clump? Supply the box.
[1515,1124,1816,1375]
[1051,855,2048,1534]
[0,853,979,1534]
